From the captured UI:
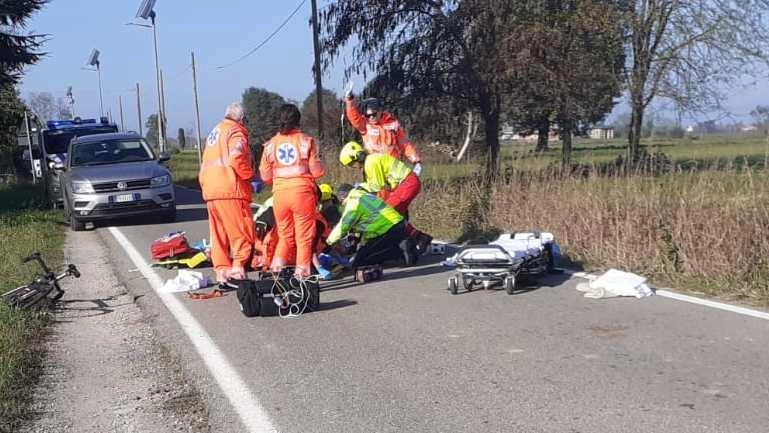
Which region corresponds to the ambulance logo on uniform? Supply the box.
[277,142,297,165]
[206,128,220,147]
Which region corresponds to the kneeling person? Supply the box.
[339,141,432,253]
[326,184,418,271]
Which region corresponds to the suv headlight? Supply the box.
[151,174,170,187]
[71,181,95,194]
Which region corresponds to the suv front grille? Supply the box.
[92,179,151,192]
[90,200,158,215]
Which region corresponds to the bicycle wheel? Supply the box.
[2,283,52,309]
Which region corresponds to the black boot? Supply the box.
[415,231,433,256]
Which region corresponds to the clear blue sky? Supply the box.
[20,0,349,137]
[19,0,769,135]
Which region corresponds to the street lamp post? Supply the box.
[85,49,104,117]
[134,0,166,153]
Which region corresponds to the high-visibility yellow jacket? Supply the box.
[326,189,403,245]
[361,153,412,194]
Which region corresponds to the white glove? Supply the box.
[344,82,354,99]
[413,163,423,177]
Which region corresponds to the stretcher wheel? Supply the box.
[448,276,458,295]
[504,276,516,295]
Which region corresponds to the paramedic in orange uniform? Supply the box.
[259,104,325,278]
[199,103,255,283]
[345,90,423,176]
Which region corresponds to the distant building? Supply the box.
[588,127,615,140]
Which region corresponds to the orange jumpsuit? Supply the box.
[259,129,325,277]
[198,118,254,279]
[346,99,421,164]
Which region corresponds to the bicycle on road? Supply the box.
[1,252,80,309]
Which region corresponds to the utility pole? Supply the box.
[191,51,203,165]
[310,0,324,140]
[119,95,125,132]
[136,82,143,136]
[24,111,36,184]
[160,69,168,151]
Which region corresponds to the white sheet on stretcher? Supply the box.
[489,232,553,260]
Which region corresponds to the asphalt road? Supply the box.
[95,186,769,433]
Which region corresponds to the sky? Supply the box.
[19,0,350,138]
[18,0,769,136]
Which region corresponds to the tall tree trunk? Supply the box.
[456,111,475,162]
[480,93,501,180]
[628,98,644,163]
[561,120,573,168]
[536,116,550,152]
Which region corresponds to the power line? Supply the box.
[217,0,308,70]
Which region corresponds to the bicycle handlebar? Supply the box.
[23,252,41,264]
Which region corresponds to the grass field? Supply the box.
[169,135,769,305]
[0,185,65,432]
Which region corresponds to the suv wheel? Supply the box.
[160,206,177,223]
[70,216,86,231]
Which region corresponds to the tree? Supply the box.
[624,0,769,162]
[241,87,285,162]
[145,114,166,148]
[322,0,523,178]
[0,0,47,87]
[301,88,343,148]
[751,105,769,134]
[177,128,186,150]
[26,91,71,122]
[510,0,624,165]
[0,83,25,170]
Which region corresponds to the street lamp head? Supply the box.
[87,49,100,67]
[136,0,157,20]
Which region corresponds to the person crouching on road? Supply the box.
[339,141,433,255]
[199,102,256,283]
[326,184,417,269]
[259,104,325,278]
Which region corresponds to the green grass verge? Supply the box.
[0,184,65,432]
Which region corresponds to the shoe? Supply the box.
[400,239,417,267]
[215,269,228,284]
[228,267,246,280]
[317,266,333,281]
[415,232,433,256]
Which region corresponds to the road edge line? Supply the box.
[562,269,769,321]
[107,226,279,433]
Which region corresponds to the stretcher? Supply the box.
[446,232,556,295]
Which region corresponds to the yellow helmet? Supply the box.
[319,183,334,202]
[339,141,366,166]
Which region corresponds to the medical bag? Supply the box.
[151,231,191,260]
[232,274,320,318]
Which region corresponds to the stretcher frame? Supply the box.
[447,235,555,295]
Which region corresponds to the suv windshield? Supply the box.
[70,139,155,167]
[43,126,118,155]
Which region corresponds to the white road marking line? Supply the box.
[563,269,769,322]
[108,227,279,433]
[177,203,259,210]
[654,289,769,321]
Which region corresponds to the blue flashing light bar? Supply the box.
[46,118,103,130]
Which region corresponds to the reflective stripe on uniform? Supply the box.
[274,164,309,178]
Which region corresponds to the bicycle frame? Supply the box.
[2,252,80,309]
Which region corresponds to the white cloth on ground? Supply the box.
[576,269,654,299]
[160,270,210,293]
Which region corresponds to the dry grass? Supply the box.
[411,165,769,306]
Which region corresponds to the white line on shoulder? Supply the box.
[108,226,279,433]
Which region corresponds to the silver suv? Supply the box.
[60,132,176,231]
